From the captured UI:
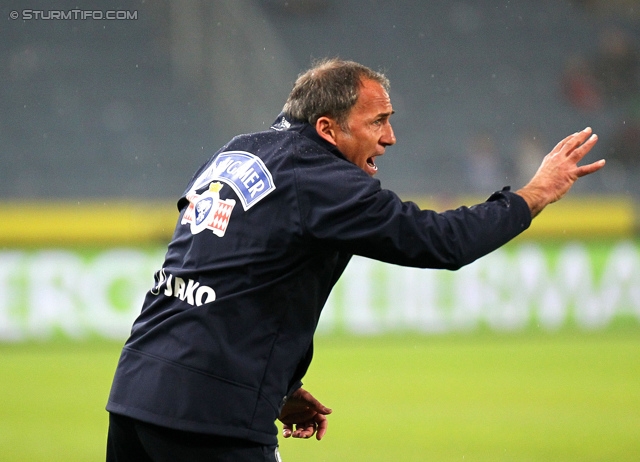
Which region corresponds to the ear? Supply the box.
[315,116,339,146]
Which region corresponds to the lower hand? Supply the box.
[278,388,332,441]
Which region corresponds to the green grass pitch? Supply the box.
[1,330,639,461]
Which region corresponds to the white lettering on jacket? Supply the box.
[150,269,216,306]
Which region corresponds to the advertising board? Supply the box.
[1,240,638,341]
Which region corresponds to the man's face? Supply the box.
[333,79,396,176]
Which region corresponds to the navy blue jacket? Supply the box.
[107,114,532,445]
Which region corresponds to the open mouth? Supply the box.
[366,156,378,172]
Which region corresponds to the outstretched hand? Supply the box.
[517,127,605,218]
[278,388,332,441]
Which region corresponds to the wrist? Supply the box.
[515,184,549,218]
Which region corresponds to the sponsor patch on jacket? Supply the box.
[182,182,235,237]
[189,151,275,211]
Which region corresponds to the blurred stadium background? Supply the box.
[1,0,639,460]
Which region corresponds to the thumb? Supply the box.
[296,389,332,414]
[308,397,332,415]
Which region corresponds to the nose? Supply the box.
[381,123,396,147]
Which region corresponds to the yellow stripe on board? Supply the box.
[0,200,179,246]
[0,195,635,246]
[524,196,636,239]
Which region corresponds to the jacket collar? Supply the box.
[271,113,346,160]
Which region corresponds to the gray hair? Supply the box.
[282,58,390,129]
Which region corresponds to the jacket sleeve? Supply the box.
[295,154,531,270]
